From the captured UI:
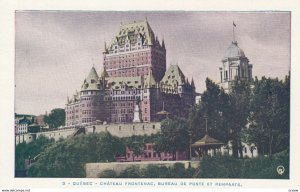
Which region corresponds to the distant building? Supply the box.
[15,117,31,134]
[219,41,253,92]
[65,19,196,126]
[35,114,47,127]
[116,143,187,162]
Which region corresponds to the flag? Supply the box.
[233,21,236,27]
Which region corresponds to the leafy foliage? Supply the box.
[154,117,189,160]
[188,75,289,158]
[43,108,66,128]
[199,155,241,178]
[189,78,231,145]
[118,163,194,178]
[199,151,289,179]
[15,135,54,170]
[98,169,118,178]
[27,132,125,177]
[119,166,141,178]
[227,78,252,158]
[244,76,290,156]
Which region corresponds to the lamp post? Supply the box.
[203,114,208,134]
[188,130,192,160]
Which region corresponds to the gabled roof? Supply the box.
[18,117,31,124]
[161,65,186,86]
[144,70,157,88]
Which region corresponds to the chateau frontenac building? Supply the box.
[65,19,196,126]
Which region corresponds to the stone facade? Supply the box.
[16,122,162,145]
[85,122,160,138]
[15,133,35,145]
[103,19,166,81]
[65,19,196,126]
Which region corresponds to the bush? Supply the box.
[140,164,161,178]
[168,163,187,178]
[241,151,289,179]
[98,169,117,178]
[199,155,241,178]
[199,152,289,179]
[119,166,141,178]
[119,163,195,178]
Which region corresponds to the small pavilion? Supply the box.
[156,102,171,121]
[191,134,224,158]
[190,116,224,159]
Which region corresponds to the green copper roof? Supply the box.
[161,65,186,87]
[107,76,143,90]
[109,19,155,49]
[67,90,80,104]
[81,67,100,91]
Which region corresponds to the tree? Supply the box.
[15,135,54,170]
[244,76,290,156]
[227,78,252,158]
[188,78,231,153]
[43,108,65,128]
[122,135,144,161]
[154,117,189,160]
[27,132,125,177]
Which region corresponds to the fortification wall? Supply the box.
[15,134,35,145]
[36,128,76,141]
[86,122,161,137]
[15,122,161,145]
[85,161,199,178]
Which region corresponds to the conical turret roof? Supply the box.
[81,66,99,91]
[87,66,99,80]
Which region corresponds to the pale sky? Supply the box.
[15,11,290,115]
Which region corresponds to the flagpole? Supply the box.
[233,22,235,42]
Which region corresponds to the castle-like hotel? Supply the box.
[65,19,253,127]
[65,19,196,126]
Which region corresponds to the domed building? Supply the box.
[219,41,253,92]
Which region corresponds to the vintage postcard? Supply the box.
[1,0,300,192]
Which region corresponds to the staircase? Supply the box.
[72,127,86,137]
[193,167,201,178]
